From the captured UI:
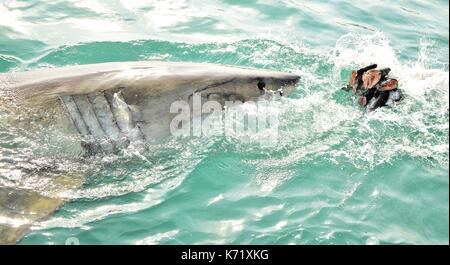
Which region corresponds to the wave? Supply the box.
[0,32,448,243]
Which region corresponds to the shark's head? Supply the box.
[9,61,301,141]
[180,64,301,103]
[100,62,301,139]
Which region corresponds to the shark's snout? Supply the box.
[286,74,301,84]
[283,74,301,87]
[271,73,301,96]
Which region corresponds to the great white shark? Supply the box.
[0,61,300,244]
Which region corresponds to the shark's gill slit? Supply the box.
[59,95,90,136]
[70,95,101,137]
[72,95,114,152]
[104,90,146,143]
[85,95,111,138]
[116,91,147,142]
[103,91,126,136]
[87,93,122,140]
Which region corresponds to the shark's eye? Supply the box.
[257,80,266,90]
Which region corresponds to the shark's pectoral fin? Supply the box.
[0,187,63,244]
[0,223,28,245]
[0,172,84,244]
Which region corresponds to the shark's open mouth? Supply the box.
[206,93,245,102]
[193,86,288,103]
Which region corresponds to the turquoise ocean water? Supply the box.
[0,0,448,244]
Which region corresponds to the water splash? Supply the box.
[0,32,448,244]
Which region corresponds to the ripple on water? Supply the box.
[0,0,448,244]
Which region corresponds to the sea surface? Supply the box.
[0,0,448,244]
